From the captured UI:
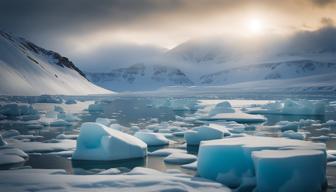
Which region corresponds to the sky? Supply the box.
[1,0,336,72]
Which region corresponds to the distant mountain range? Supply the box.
[86,63,193,91]
[86,27,336,92]
[1,27,336,94]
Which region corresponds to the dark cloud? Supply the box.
[1,0,335,72]
[321,17,334,26]
[311,0,336,6]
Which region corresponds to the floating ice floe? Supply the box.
[149,148,186,157]
[7,138,76,153]
[0,167,230,191]
[54,106,64,113]
[49,119,73,127]
[56,134,78,140]
[88,102,104,113]
[65,99,77,104]
[208,101,235,116]
[281,130,305,140]
[34,95,63,104]
[95,117,115,126]
[1,129,20,138]
[46,150,74,157]
[152,98,200,111]
[96,168,121,175]
[134,132,170,146]
[0,135,7,146]
[72,122,147,161]
[57,113,81,122]
[0,137,28,166]
[164,153,197,165]
[197,136,326,190]
[323,120,336,127]
[201,112,266,123]
[181,161,197,170]
[247,99,327,116]
[184,125,230,145]
[0,103,38,117]
[310,135,330,141]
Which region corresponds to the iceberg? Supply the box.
[281,130,305,140]
[134,132,170,146]
[65,99,77,104]
[0,103,38,117]
[72,122,147,161]
[248,99,326,116]
[197,136,326,189]
[208,101,235,116]
[184,125,230,145]
[88,102,104,113]
[253,149,326,192]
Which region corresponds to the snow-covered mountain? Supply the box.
[86,63,193,91]
[0,31,112,96]
[200,60,336,85]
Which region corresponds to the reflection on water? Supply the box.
[2,97,336,182]
[25,154,196,175]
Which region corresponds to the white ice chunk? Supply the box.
[0,147,28,165]
[134,132,170,146]
[0,167,230,191]
[184,125,230,145]
[72,122,147,161]
[204,112,266,123]
[8,139,76,153]
[248,99,326,116]
[0,154,24,165]
[164,153,197,164]
[95,117,114,126]
[208,101,235,116]
[97,168,121,175]
[56,134,78,140]
[281,130,305,140]
[181,161,198,170]
[149,148,186,157]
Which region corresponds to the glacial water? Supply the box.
[1,96,336,190]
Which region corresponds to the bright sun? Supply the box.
[247,18,264,34]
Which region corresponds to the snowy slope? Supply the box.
[157,72,336,95]
[0,31,112,96]
[200,60,336,85]
[86,63,193,91]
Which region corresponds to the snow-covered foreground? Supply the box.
[0,168,230,192]
[0,96,336,191]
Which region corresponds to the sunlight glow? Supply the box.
[247,18,264,34]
